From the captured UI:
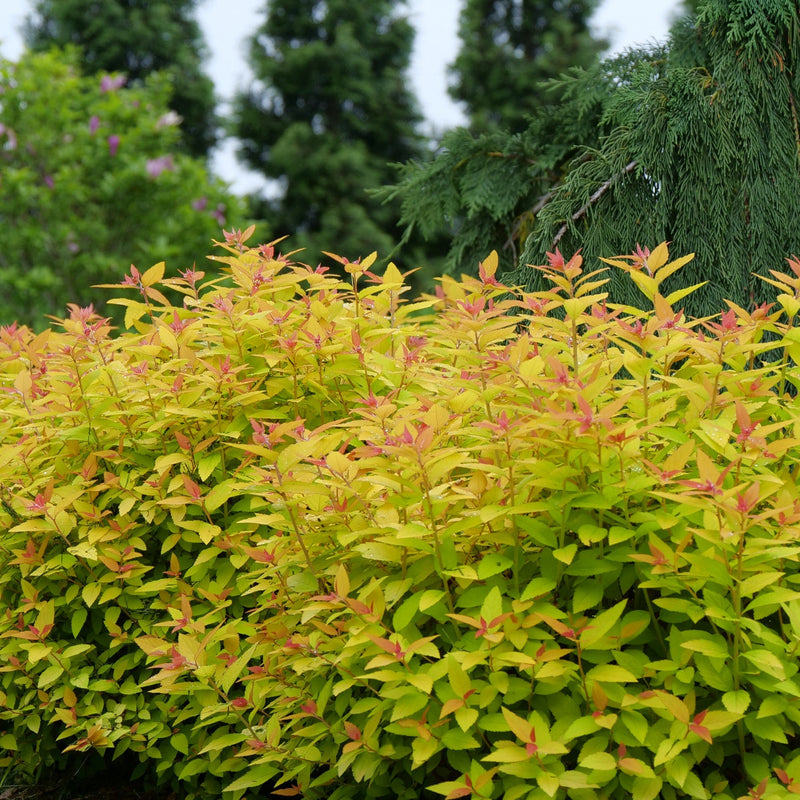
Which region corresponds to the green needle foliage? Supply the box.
[387,0,800,319]
[449,0,608,134]
[232,0,429,272]
[24,0,218,158]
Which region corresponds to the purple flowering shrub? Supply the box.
[0,47,249,328]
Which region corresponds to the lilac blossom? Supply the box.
[100,74,126,92]
[0,123,17,151]
[89,115,100,135]
[156,111,182,129]
[192,197,208,211]
[146,155,175,178]
[108,135,120,156]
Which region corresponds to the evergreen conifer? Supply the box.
[388,0,800,318]
[449,0,607,133]
[232,0,427,270]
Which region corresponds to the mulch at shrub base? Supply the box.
[0,784,177,800]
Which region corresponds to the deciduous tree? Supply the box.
[0,48,244,328]
[24,0,218,158]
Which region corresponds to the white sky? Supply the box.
[0,0,682,192]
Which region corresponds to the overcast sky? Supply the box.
[0,0,682,192]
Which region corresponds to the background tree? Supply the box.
[232,0,429,271]
[24,0,218,158]
[449,0,608,133]
[388,0,800,318]
[0,48,245,329]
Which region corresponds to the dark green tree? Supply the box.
[387,0,800,318]
[449,0,608,133]
[232,0,428,270]
[670,0,704,24]
[24,0,217,158]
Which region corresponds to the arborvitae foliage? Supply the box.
[680,0,703,15]
[381,49,623,277]
[449,0,608,133]
[232,0,429,271]
[388,0,800,319]
[24,0,218,158]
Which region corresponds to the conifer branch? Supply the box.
[787,84,800,167]
[552,160,638,247]
[504,190,555,257]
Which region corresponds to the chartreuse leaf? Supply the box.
[742,649,786,680]
[411,736,439,768]
[390,691,428,722]
[586,663,638,683]
[580,751,616,771]
[224,765,280,793]
[580,600,626,648]
[722,690,750,714]
[480,586,504,626]
[441,727,480,750]
[621,710,649,744]
[680,637,728,659]
[447,654,471,697]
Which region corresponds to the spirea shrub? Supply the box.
[3,233,800,800]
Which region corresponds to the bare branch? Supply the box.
[552,160,638,247]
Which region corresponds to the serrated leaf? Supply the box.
[441,727,480,750]
[390,692,429,722]
[224,765,280,793]
[580,752,616,771]
[648,242,670,272]
[580,600,626,648]
[480,586,504,627]
[482,745,529,763]
[37,664,63,689]
[82,583,101,608]
[537,773,560,797]
[703,710,742,730]
[722,690,750,714]
[587,663,637,682]
[455,706,479,733]
[553,543,577,564]
[501,707,533,743]
[629,269,658,300]
[664,281,708,306]
[478,553,513,580]
[742,649,786,680]
[740,572,784,597]
[572,580,604,613]
[680,638,729,659]
[521,577,556,601]
[621,710,649,744]
[71,607,88,638]
[141,261,165,286]
[655,252,694,281]
[393,594,420,631]
[411,735,439,768]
